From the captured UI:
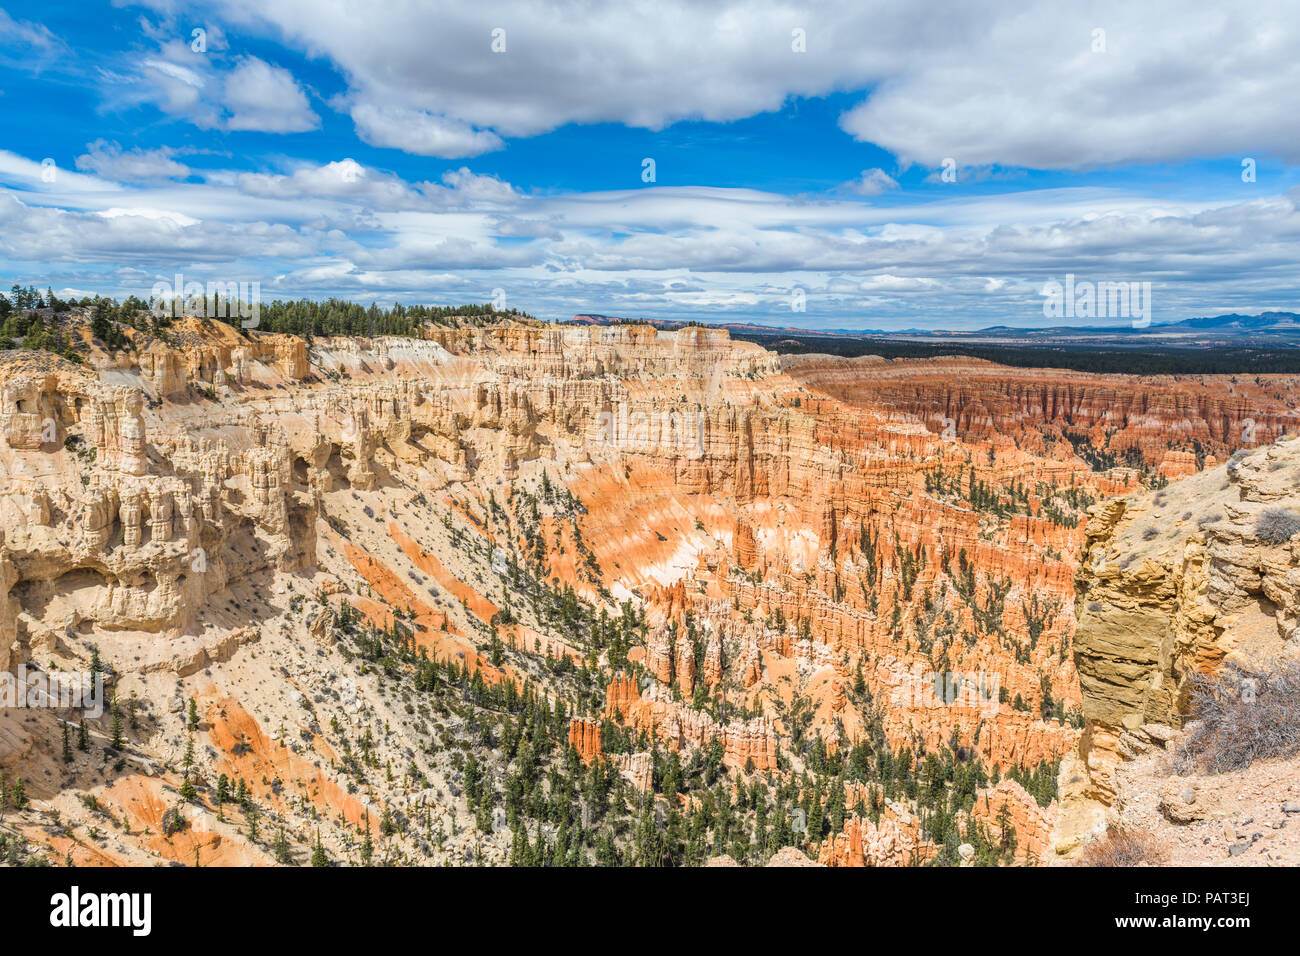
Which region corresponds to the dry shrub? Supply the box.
[1175,660,1300,774]
[1255,508,1300,544]
[1077,827,1168,867]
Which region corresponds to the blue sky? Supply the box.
[2,1,1300,329]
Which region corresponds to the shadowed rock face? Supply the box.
[5,312,1300,865]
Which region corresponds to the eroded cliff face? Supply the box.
[785,354,1292,472]
[0,353,314,675]
[5,312,1300,867]
[1052,438,1300,856]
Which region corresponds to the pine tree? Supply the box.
[61,723,72,763]
[311,830,328,867]
[90,299,112,343]
[274,826,292,864]
[110,699,123,750]
[807,787,824,841]
[360,813,374,863]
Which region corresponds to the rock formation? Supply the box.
[7,308,1300,868]
[1053,437,1300,856]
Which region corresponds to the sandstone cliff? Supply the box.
[1053,437,1300,855]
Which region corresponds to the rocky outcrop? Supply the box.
[1053,437,1300,855]
[969,779,1057,863]
[819,799,937,867]
[604,675,777,771]
[0,352,315,669]
[568,717,602,762]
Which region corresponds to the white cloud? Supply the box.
[98,207,201,227]
[183,0,1300,168]
[490,216,562,240]
[230,160,520,217]
[138,53,217,125]
[837,6,1300,169]
[433,168,518,205]
[0,192,317,265]
[76,141,190,183]
[142,57,205,89]
[236,159,410,203]
[846,169,898,197]
[0,150,124,199]
[223,56,319,132]
[120,41,317,134]
[0,9,68,68]
[6,139,1300,329]
[349,103,502,158]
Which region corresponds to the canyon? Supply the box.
[2,308,1299,867]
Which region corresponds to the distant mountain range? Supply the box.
[570,311,1300,344]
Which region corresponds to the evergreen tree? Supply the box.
[90,299,112,342]
[110,699,124,749]
[360,813,374,864]
[310,830,328,867]
[274,826,292,864]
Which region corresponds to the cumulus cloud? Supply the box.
[121,38,317,134]
[432,168,518,205]
[237,159,410,203]
[223,56,319,132]
[181,0,1300,169]
[837,7,1300,169]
